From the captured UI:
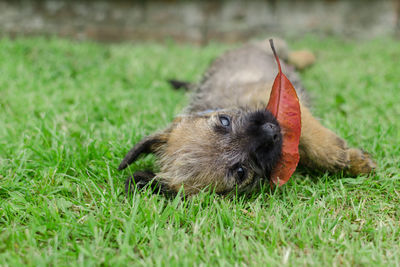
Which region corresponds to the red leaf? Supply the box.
[266,39,301,186]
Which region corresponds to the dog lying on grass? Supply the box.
[119,38,376,196]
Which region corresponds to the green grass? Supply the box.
[0,36,399,266]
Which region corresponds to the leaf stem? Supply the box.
[269,39,282,74]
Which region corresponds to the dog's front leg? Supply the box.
[298,105,376,175]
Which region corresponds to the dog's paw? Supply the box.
[288,50,316,70]
[299,132,351,172]
[347,148,377,176]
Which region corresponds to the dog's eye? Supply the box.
[228,164,247,183]
[236,166,247,182]
[219,115,230,127]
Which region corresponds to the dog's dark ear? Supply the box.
[125,171,171,195]
[118,133,167,170]
[125,171,156,192]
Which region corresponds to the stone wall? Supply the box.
[0,0,399,44]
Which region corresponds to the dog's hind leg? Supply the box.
[298,105,376,176]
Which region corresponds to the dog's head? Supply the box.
[119,108,282,195]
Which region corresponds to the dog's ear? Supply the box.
[125,171,172,196]
[118,116,185,171]
[118,132,168,171]
[125,171,156,192]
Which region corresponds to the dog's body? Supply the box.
[119,38,376,195]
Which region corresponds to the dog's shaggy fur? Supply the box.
[119,38,376,196]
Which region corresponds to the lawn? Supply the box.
[0,36,399,266]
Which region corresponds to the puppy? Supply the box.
[119,38,376,196]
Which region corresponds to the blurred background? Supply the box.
[1,0,399,44]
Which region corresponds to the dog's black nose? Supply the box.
[261,122,280,143]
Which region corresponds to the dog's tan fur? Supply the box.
[119,38,376,195]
